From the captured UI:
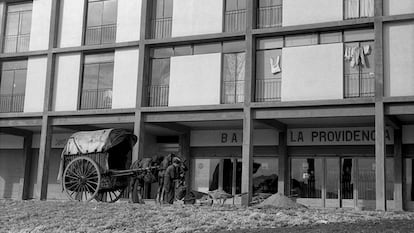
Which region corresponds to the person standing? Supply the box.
[163,157,181,204]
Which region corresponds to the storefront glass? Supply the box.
[326,158,339,199]
[253,158,278,194]
[290,158,323,198]
[405,159,414,202]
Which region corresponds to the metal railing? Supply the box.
[150,17,172,39]
[344,0,374,20]
[222,80,244,104]
[344,73,374,98]
[257,5,282,29]
[147,85,169,107]
[255,78,281,102]
[80,88,112,110]
[224,9,247,32]
[85,24,116,45]
[0,94,24,112]
[3,34,30,53]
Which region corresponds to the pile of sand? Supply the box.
[256,193,306,209]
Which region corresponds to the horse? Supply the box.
[129,153,187,204]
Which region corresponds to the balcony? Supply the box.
[222,80,244,104]
[85,24,116,45]
[344,73,375,98]
[3,34,30,53]
[0,94,24,113]
[146,85,169,107]
[150,17,172,39]
[80,88,112,110]
[224,9,247,32]
[257,5,282,29]
[255,78,281,102]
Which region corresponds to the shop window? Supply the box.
[3,2,32,53]
[224,0,246,32]
[222,52,245,104]
[257,0,282,29]
[285,34,318,47]
[344,0,374,20]
[80,53,114,110]
[150,0,173,39]
[344,41,375,98]
[290,158,323,198]
[0,60,27,112]
[253,158,278,194]
[85,0,117,45]
[406,159,414,202]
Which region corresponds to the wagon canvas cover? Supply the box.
[57,128,137,180]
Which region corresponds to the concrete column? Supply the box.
[278,131,289,195]
[394,129,404,211]
[375,102,387,211]
[37,118,52,200]
[21,134,33,200]
[241,109,253,206]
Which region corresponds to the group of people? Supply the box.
[161,156,185,204]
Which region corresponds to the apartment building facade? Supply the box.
[0,0,414,211]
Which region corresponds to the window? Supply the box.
[256,49,282,102]
[148,57,170,107]
[224,0,247,32]
[0,60,27,112]
[253,158,278,195]
[344,0,374,19]
[3,3,32,53]
[80,53,114,109]
[222,52,245,104]
[85,0,117,45]
[257,0,282,29]
[150,0,173,39]
[344,41,374,98]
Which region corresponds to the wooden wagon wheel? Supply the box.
[63,156,101,202]
[94,188,125,203]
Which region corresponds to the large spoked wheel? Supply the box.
[94,188,125,203]
[63,156,101,202]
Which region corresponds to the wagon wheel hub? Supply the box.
[80,176,87,185]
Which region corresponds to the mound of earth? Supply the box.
[256,193,306,209]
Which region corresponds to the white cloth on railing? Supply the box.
[360,0,374,17]
[346,0,360,19]
[270,56,281,74]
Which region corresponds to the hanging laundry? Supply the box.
[348,46,368,68]
[360,0,374,17]
[363,45,371,55]
[346,0,360,19]
[344,47,352,61]
[270,56,281,74]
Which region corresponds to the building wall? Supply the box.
[283,0,343,26]
[281,43,344,101]
[172,0,223,37]
[116,0,141,42]
[53,53,81,111]
[169,53,222,106]
[384,0,414,16]
[24,57,47,112]
[384,22,414,97]
[112,48,139,109]
[57,0,84,48]
[29,0,52,51]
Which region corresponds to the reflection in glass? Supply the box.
[341,158,353,199]
[358,158,375,200]
[291,158,322,198]
[326,158,339,199]
[253,158,278,194]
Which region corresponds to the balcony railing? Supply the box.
[224,9,247,32]
[344,73,375,98]
[255,78,282,102]
[150,17,172,39]
[257,5,282,29]
[0,94,24,112]
[85,24,116,45]
[222,80,244,104]
[80,88,112,110]
[344,0,374,20]
[3,34,30,53]
[147,85,169,107]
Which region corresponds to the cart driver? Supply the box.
[163,157,182,204]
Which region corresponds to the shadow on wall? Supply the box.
[0,149,25,198]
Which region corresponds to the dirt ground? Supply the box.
[1,199,414,233]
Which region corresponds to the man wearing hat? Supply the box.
[163,157,181,204]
